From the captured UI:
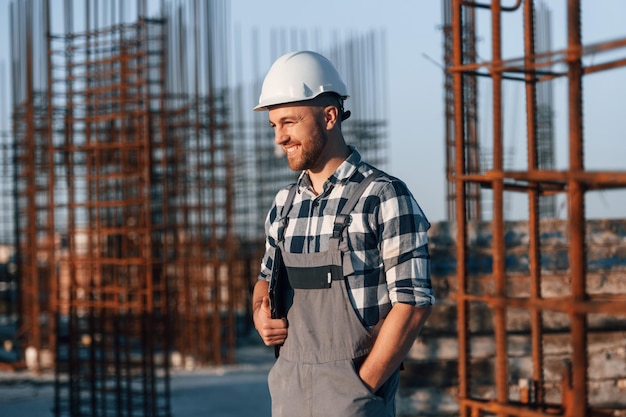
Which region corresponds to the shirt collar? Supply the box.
[296,146,362,194]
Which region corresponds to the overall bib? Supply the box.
[268,172,399,417]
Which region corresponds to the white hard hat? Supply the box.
[253,51,349,111]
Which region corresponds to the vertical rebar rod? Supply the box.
[566,1,588,416]
[489,1,509,412]
[451,1,469,416]
[523,0,546,406]
[443,0,455,222]
[26,0,44,371]
[464,5,481,221]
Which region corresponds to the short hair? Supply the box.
[312,93,351,121]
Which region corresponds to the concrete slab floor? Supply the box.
[0,344,275,417]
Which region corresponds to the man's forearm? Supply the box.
[252,279,269,313]
[358,303,431,392]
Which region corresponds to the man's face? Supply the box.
[268,104,329,172]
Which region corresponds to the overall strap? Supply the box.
[331,168,384,241]
[277,183,298,243]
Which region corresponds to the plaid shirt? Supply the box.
[259,148,434,329]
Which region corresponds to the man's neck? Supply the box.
[307,145,351,195]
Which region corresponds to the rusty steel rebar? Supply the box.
[444,0,482,223]
[8,0,239,415]
[446,0,626,416]
[450,1,471,415]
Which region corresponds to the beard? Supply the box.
[286,119,328,172]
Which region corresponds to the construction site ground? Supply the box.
[0,342,275,417]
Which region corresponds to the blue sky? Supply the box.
[1,0,624,222]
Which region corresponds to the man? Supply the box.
[252,50,433,417]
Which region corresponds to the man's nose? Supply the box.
[275,128,287,145]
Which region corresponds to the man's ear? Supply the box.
[323,105,339,130]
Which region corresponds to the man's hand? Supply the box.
[252,281,288,346]
[358,303,431,392]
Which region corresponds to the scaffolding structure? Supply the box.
[8,0,235,415]
[446,1,626,416]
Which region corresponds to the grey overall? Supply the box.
[268,171,399,417]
